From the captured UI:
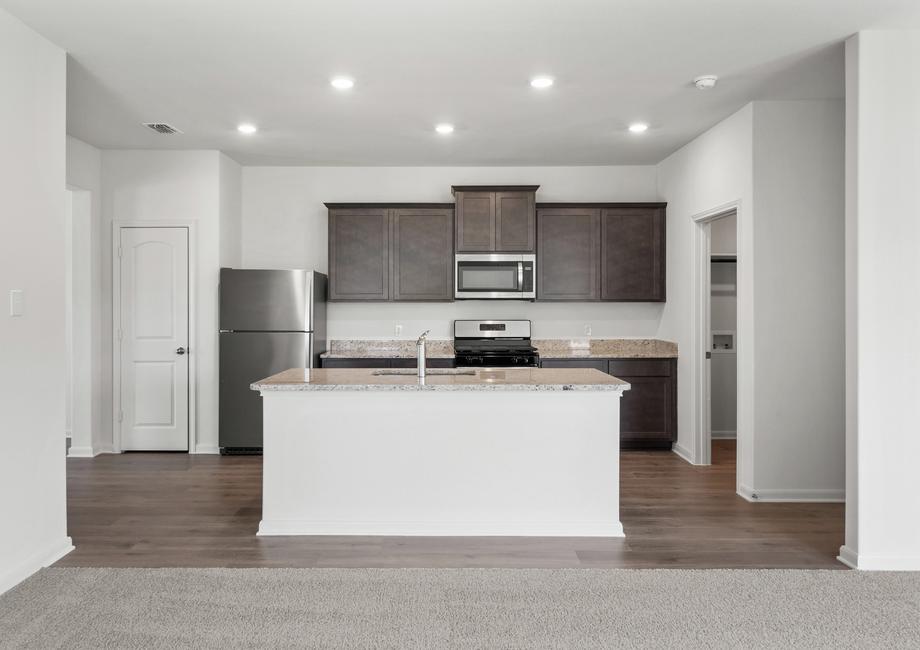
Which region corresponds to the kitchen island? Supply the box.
[251,367,630,537]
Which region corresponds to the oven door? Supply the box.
[455,254,535,299]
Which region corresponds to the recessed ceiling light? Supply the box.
[530,76,554,89]
[435,123,455,135]
[331,77,355,90]
[628,122,649,134]
[237,123,257,134]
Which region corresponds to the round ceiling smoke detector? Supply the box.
[694,75,719,90]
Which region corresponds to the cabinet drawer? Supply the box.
[540,358,609,373]
[608,359,672,377]
[321,358,390,369]
[391,358,457,369]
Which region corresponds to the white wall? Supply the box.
[65,136,105,455]
[101,150,223,453]
[710,214,737,256]
[0,7,72,594]
[656,105,754,477]
[241,165,662,340]
[219,153,242,267]
[751,100,845,500]
[657,100,845,503]
[843,31,920,570]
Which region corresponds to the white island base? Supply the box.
[253,368,628,537]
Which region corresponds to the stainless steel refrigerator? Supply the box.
[219,268,327,453]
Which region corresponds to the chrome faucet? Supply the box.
[416,330,430,378]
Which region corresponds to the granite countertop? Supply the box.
[320,338,677,359]
[252,367,631,392]
[320,340,454,359]
[533,339,678,359]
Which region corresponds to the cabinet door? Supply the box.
[328,209,390,301]
[391,208,454,301]
[609,358,676,449]
[537,208,600,300]
[600,207,665,301]
[455,192,496,252]
[495,192,535,252]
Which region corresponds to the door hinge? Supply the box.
[117,245,123,259]
[118,411,124,423]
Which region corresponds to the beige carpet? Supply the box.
[1,568,918,648]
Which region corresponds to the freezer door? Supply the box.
[220,268,311,332]
[219,331,311,450]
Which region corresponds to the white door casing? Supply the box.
[117,227,190,451]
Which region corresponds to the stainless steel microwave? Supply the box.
[454,253,536,300]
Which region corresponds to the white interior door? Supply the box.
[118,227,189,451]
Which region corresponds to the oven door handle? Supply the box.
[517,262,524,290]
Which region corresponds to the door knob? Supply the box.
[176,347,187,355]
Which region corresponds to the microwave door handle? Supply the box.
[517,262,524,289]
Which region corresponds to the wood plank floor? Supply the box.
[56,441,845,569]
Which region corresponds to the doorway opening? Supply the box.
[708,212,738,476]
[65,189,94,458]
[690,202,742,480]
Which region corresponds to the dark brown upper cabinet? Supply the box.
[391,207,454,301]
[452,186,537,252]
[537,207,600,300]
[326,204,454,302]
[327,207,390,301]
[535,203,666,302]
[600,206,666,302]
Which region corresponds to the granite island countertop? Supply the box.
[319,338,677,359]
[252,367,631,392]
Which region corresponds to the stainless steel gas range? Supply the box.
[453,319,540,367]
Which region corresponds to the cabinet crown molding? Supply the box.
[536,202,667,209]
[324,202,454,209]
[451,185,539,194]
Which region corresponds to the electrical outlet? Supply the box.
[395,323,403,336]
[584,323,592,337]
[9,289,23,317]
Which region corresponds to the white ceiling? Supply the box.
[3,0,920,165]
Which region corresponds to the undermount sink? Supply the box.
[372,368,476,376]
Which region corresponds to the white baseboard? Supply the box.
[258,519,625,538]
[192,444,220,455]
[838,545,920,571]
[671,442,695,464]
[711,430,737,439]
[68,445,120,457]
[837,545,859,569]
[738,484,845,503]
[0,537,74,596]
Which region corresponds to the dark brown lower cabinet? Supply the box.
[540,357,677,449]
[321,358,455,369]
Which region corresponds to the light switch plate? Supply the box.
[9,289,23,317]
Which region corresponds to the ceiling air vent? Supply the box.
[143,122,183,135]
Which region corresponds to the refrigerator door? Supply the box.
[220,268,311,332]
[219,331,311,450]
[310,272,328,362]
